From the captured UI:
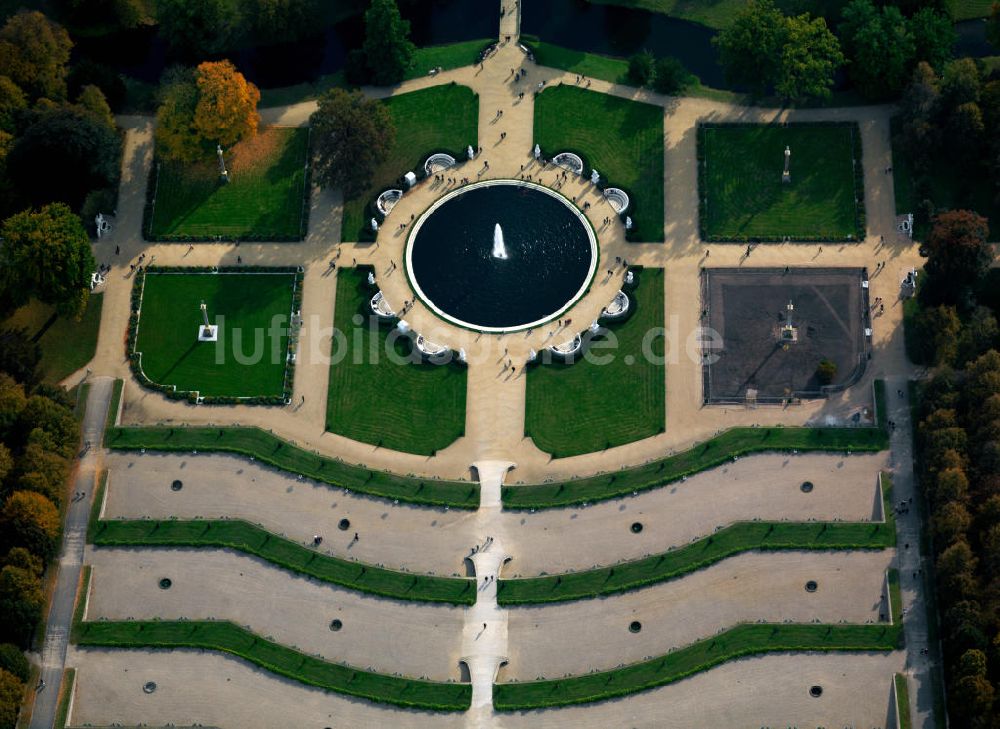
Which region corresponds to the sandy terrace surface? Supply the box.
[495,651,904,729]
[67,646,467,729]
[86,548,465,680]
[504,550,893,679]
[502,452,887,575]
[102,452,481,576]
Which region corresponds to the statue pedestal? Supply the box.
[781,171,791,184]
[198,325,218,342]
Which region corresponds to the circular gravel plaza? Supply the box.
[406,180,597,332]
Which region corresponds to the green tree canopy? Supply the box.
[156,0,239,58]
[652,57,689,95]
[839,0,915,99]
[310,88,395,198]
[627,51,655,86]
[910,7,955,71]
[0,204,96,317]
[0,11,72,101]
[714,0,841,101]
[774,13,843,102]
[6,107,121,211]
[0,667,24,729]
[363,0,415,86]
[920,210,991,307]
[713,0,787,95]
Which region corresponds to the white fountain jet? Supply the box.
[492,223,509,260]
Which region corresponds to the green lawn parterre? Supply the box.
[342,84,479,241]
[525,268,664,457]
[132,270,297,400]
[91,517,475,605]
[534,85,664,241]
[699,122,864,242]
[326,268,467,455]
[493,621,901,710]
[74,620,471,711]
[147,127,310,241]
[103,424,480,508]
[500,478,895,604]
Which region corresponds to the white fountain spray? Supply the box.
[492,223,508,260]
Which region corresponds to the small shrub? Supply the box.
[816,359,837,385]
[627,51,655,86]
[652,57,689,95]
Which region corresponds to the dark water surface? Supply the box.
[523,0,725,88]
[408,184,594,330]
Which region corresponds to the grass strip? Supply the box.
[53,667,76,729]
[102,379,123,447]
[895,672,912,729]
[91,518,474,605]
[70,566,92,640]
[493,621,901,710]
[104,425,479,509]
[74,620,471,711]
[498,518,894,605]
[502,423,888,509]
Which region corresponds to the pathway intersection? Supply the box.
[38,0,939,727]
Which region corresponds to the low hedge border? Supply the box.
[90,517,475,605]
[498,518,894,605]
[493,621,901,710]
[74,619,471,712]
[696,121,866,244]
[103,425,480,509]
[127,266,303,406]
[502,421,889,509]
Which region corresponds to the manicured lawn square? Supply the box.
[149,127,309,240]
[700,123,862,240]
[135,272,295,397]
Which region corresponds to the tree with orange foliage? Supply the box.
[0,491,60,560]
[193,60,260,148]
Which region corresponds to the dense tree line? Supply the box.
[910,210,1000,727]
[713,0,956,103]
[0,357,82,727]
[0,11,122,225]
[898,59,1000,232]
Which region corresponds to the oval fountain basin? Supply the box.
[406,181,597,331]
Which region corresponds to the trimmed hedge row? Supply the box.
[74,620,471,711]
[127,266,303,406]
[91,518,475,605]
[498,518,895,605]
[493,621,902,710]
[502,422,888,509]
[103,425,480,509]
